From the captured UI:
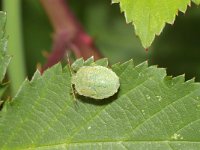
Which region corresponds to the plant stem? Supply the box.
[3,0,26,95]
[40,0,102,72]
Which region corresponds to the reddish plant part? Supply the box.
[40,0,102,72]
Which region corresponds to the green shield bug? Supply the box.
[70,57,120,100]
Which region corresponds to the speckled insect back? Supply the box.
[71,57,120,100]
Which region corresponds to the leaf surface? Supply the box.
[112,0,200,48]
[0,11,11,82]
[0,60,200,149]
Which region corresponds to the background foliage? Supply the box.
[1,0,200,85]
[20,0,200,81]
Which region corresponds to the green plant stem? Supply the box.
[3,0,26,95]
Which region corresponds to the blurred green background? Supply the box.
[1,0,200,94]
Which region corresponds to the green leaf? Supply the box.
[94,58,108,67]
[71,58,84,72]
[84,1,146,65]
[0,11,11,98]
[1,60,200,149]
[0,11,11,82]
[0,11,6,39]
[84,56,94,66]
[112,0,200,48]
[0,84,7,98]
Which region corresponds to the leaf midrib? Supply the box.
[21,140,200,150]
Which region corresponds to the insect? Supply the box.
[69,57,120,100]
